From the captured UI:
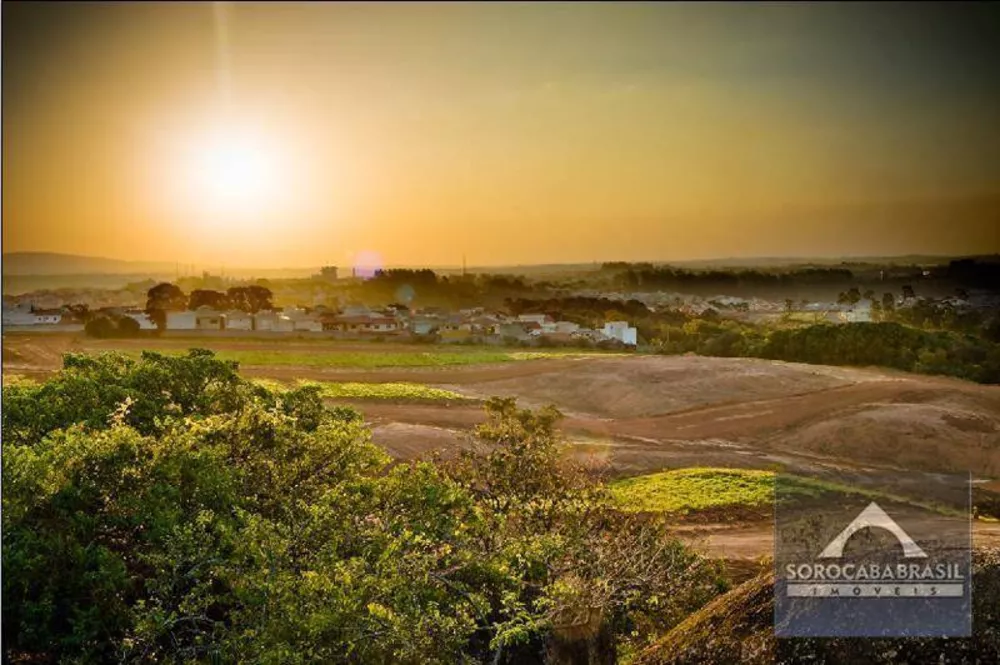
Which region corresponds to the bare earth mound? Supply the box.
[635,549,1000,665]
[370,422,470,459]
[454,355,879,419]
[450,356,1000,478]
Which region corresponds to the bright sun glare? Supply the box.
[188,123,284,215]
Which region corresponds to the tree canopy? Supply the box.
[2,351,723,664]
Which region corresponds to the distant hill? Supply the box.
[2,252,178,276]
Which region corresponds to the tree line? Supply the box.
[143,284,274,329]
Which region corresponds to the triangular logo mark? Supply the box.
[818,502,927,559]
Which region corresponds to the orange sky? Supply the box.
[3,3,999,268]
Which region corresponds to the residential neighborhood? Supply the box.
[1,297,641,347]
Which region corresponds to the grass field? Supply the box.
[608,467,965,518]
[609,468,786,515]
[256,379,473,402]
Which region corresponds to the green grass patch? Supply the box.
[608,467,963,518]
[302,380,471,402]
[610,468,782,515]
[251,378,471,402]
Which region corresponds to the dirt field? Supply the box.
[6,331,1000,565]
[6,333,999,479]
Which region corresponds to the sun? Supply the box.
[188,122,285,215]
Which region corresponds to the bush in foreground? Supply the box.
[2,350,724,664]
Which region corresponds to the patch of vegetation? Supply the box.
[303,380,472,402]
[760,321,1000,384]
[2,351,726,663]
[0,374,35,388]
[609,468,965,519]
[611,468,779,515]
[84,313,143,338]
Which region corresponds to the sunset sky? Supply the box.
[3,2,999,268]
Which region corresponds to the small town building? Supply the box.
[195,306,223,331]
[327,314,400,334]
[165,310,197,330]
[224,310,254,331]
[603,321,637,346]
[1,302,63,326]
[253,311,280,331]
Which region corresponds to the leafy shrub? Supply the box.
[3,352,723,664]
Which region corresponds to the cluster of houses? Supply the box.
[1,299,639,346]
[156,305,638,345]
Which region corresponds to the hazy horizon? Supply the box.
[4,2,999,268]
[4,248,989,278]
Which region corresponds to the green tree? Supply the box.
[144,283,187,330]
[882,292,896,314]
[84,315,118,339]
[3,354,724,664]
[188,289,230,311]
[227,285,274,313]
[837,287,862,309]
[117,316,141,337]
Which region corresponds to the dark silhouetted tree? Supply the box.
[144,283,186,330]
[227,285,273,313]
[188,289,230,311]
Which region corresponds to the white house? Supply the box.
[165,311,197,330]
[603,321,637,346]
[518,313,551,325]
[223,310,254,331]
[194,307,224,331]
[329,314,401,333]
[254,311,279,331]
[2,302,62,326]
[32,309,63,325]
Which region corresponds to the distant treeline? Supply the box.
[343,269,535,309]
[761,322,1000,384]
[600,258,1000,293]
[948,258,1000,290]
